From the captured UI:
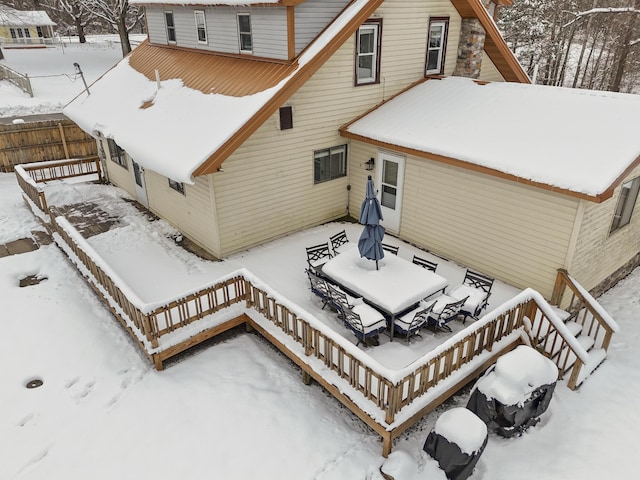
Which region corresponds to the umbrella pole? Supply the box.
[376,259,379,270]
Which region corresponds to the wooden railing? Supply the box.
[550,269,619,387]
[49,209,595,427]
[15,165,47,211]
[15,157,102,212]
[0,64,33,97]
[20,157,102,183]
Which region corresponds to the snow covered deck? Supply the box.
[15,173,617,455]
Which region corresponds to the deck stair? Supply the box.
[525,269,620,389]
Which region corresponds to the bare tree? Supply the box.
[49,0,91,42]
[83,0,143,56]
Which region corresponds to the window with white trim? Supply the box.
[165,11,176,43]
[107,139,127,169]
[168,179,185,195]
[237,13,252,53]
[610,177,640,233]
[426,18,449,75]
[355,20,382,85]
[195,10,207,44]
[314,145,347,184]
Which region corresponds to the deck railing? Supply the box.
[15,157,102,212]
[15,165,48,211]
[49,208,593,430]
[549,269,619,387]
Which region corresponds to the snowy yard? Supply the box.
[2,172,640,479]
[2,37,639,480]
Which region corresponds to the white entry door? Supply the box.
[376,151,405,233]
[131,160,148,207]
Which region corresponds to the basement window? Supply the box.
[610,177,640,233]
[168,179,185,195]
[279,106,293,130]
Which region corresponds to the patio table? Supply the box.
[322,245,448,340]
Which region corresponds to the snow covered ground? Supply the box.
[2,172,640,479]
[2,37,639,480]
[0,35,145,118]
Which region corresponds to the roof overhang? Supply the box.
[340,77,640,203]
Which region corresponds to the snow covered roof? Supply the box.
[64,0,385,184]
[0,6,56,27]
[341,77,640,201]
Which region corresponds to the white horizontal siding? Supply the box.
[570,163,640,291]
[349,140,578,298]
[478,51,505,82]
[145,170,221,256]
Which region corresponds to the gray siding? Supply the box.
[145,5,288,60]
[146,8,168,45]
[294,0,350,55]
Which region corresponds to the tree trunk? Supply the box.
[610,11,638,92]
[75,17,86,43]
[117,15,132,57]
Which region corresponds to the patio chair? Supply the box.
[381,243,399,255]
[412,255,438,272]
[306,269,331,310]
[448,269,495,320]
[329,230,349,255]
[326,283,386,346]
[423,294,469,332]
[394,303,435,344]
[306,242,332,274]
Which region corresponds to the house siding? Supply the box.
[145,5,288,59]
[210,0,508,256]
[101,137,136,195]
[144,171,222,256]
[569,164,640,291]
[294,0,351,55]
[348,141,579,298]
[478,51,505,82]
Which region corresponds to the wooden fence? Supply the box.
[0,64,32,97]
[0,119,97,172]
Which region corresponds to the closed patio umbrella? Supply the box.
[358,175,385,270]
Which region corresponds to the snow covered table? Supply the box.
[322,245,448,340]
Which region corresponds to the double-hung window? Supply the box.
[314,145,347,184]
[610,177,640,233]
[195,10,207,44]
[355,20,382,85]
[237,13,252,53]
[426,18,449,75]
[107,139,127,169]
[165,11,176,43]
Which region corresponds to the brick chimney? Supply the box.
[453,18,486,79]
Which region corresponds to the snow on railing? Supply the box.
[14,157,102,212]
[50,209,595,442]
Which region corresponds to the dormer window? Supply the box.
[195,10,207,44]
[238,13,252,53]
[165,11,176,43]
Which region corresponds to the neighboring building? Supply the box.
[63,0,640,299]
[0,5,56,46]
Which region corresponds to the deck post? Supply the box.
[302,370,312,385]
[567,358,583,390]
[551,269,568,306]
[382,432,393,457]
